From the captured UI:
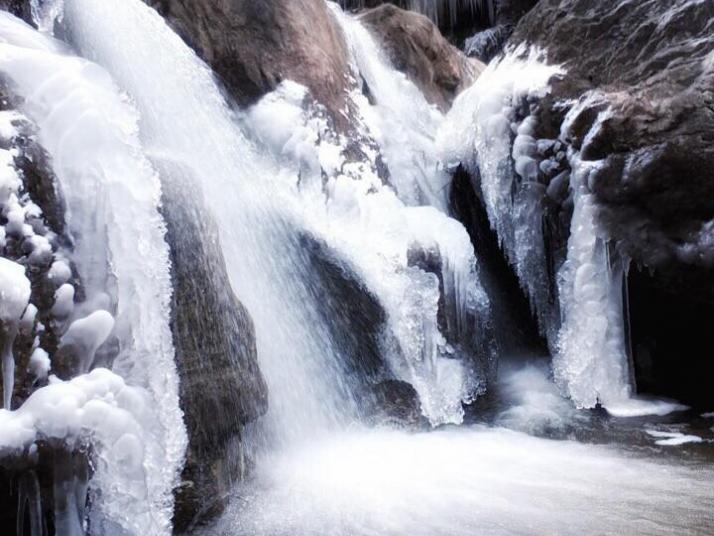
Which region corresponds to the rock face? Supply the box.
[301,234,388,386]
[518,0,714,279]
[157,161,268,533]
[518,0,714,406]
[453,0,714,405]
[147,0,352,129]
[359,4,483,111]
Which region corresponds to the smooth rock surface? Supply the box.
[158,161,268,533]
[359,4,483,112]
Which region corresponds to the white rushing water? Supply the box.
[58,0,496,434]
[0,12,185,535]
[209,424,714,536]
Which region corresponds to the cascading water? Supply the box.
[59,0,363,448]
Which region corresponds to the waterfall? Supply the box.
[0,12,185,534]
[331,2,450,210]
[57,0,366,448]
[0,1,711,535]
[332,0,497,415]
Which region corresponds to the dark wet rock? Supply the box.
[0,0,32,24]
[156,160,268,533]
[358,4,483,112]
[300,234,441,426]
[300,233,388,384]
[366,379,426,427]
[514,0,714,284]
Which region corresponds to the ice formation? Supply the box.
[646,430,704,447]
[438,46,564,340]
[0,12,186,534]
[552,103,633,408]
[437,46,642,411]
[58,310,115,376]
[0,368,173,533]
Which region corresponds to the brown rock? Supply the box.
[359,4,484,112]
[148,0,352,129]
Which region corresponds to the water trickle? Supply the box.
[339,0,496,28]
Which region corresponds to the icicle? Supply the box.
[553,178,632,409]
[52,448,84,536]
[338,0,496,27]
[16,470,44,536]
[0,258,31,409]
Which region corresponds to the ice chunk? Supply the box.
[0,110,22,139]
[25,234,53,265]
[645,430,703,447]
[28,347,50,380]
[59,311,115,375]
[47,259,72,287]
[51,283,75,319]
[605,398,689,418]
[19,303,37,331]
